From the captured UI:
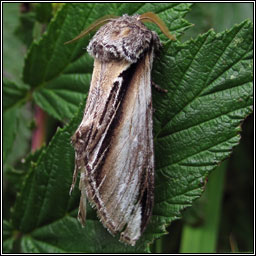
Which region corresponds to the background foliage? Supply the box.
[3,3,253,253]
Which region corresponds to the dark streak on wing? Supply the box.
[74,59,144,234]
[140,167,154,232]
[140,101,154,232]
[99,52,154,242]
[73,52,154,245]
[98,80,119,125]
[93,61,139,187]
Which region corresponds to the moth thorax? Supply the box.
[87,14,160,63]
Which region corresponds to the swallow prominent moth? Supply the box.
[67,12,174,246]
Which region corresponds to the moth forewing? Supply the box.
[117,50,155,245]
[69,13,173,246]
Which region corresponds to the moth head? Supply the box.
[65,13,175,63]
[64,12,175,45]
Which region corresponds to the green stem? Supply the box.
[179,160,227,253]
[155,237,163,253]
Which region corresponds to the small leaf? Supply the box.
[3,79,29,163]
[14,12,36,47]
[3,220,15,253]
[5,147,45,193]
[3,107,21,164]
[3,79,29,111]
[33,72,91,121]
[3,3,28,83]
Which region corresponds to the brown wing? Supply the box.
[72,51,154,246]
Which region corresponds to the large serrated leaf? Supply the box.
[146,20,253,242]
[23,3,192,121]
[11,106,82,232]
[21,217,147,253]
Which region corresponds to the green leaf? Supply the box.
[20,217,146,253]
[35,3,53,23]
[14,12,36,47]
[181,3,253,42]
[11,110,79,232]
[148,19,252,242]
[4,146,45,193]
[3,79,29,111]
[33,70,92,121]
[3,220,15,253]
[180,161,227,253]
[3,79,29,163]
[4,105,33,168]
[23,3,192,121]
[198,3,253,32]
[3,107,21,164]
[3,3,26,84]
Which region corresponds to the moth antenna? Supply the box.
[64,14,117,45]
[139,12,176,41]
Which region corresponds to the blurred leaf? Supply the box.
[3,79,29,111]
[4,104,33,168]
[3,79,29,164]
[179,161,227,253]
[199,3,253,32]
[218,115,253,252]
[4,146,46,193]
[4,166,26,194]
[3,3,25,83]
[3,106,20,164]
[182,3,253,41]
[3,220,15,253]
[35,3,53,23]
[3,220,14,240]
[181,197,206,227]
[52,3,65,14]
[14,12,36,47]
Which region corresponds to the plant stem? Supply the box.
[179,160,227,253]
[31,105,46,151]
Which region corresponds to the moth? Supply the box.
[66,12,175,246]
